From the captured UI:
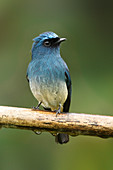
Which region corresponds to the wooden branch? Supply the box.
[0,106,113,138]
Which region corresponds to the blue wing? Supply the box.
[63,68,72,112]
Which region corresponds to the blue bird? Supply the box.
[26,32,72,144]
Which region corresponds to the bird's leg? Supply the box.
[33,102,42,110]
[56,104,61,117]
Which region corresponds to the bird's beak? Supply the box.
[54,38,67,45]
[59,38,67,43]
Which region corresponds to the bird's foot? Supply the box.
[32,106,40,110]
[32,102,42,110]
[55,104,61,117]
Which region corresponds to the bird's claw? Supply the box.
[55,105,61,117]
[32,102,42,110]
[32,106,40,110]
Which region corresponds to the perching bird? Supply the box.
[26,32,72,144]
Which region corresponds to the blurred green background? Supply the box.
[0,0,113,170]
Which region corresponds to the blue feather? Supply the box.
[27,32,72,144]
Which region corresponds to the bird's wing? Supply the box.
[26,71,29,82]
[63,68,72,112]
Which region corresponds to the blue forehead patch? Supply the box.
[33,32,59,42]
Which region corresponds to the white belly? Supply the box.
[29,78,68,112]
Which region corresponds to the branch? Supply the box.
[0,106,113,138]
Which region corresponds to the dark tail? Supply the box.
[55,69,71,144]
[55,133,69,144]
[43,107,69,144]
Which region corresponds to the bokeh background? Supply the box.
[0,0,113,170]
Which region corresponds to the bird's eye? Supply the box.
[44,40,51,47]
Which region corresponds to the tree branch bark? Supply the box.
[0,106,113,138]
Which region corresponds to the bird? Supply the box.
[26,31,72,144]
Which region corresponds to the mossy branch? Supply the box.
[0,106,113,138]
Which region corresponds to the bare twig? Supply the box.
[0,106,113,138]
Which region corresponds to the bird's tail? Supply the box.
[43,107,69,144]
[55,133,69,144]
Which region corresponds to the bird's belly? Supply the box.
[29,78,68,111]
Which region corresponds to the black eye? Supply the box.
[44,40,51,47]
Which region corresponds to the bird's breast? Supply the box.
[29,60,68,111]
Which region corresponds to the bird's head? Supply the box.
[32,32,66,59]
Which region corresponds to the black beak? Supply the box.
[54,38,67,45]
